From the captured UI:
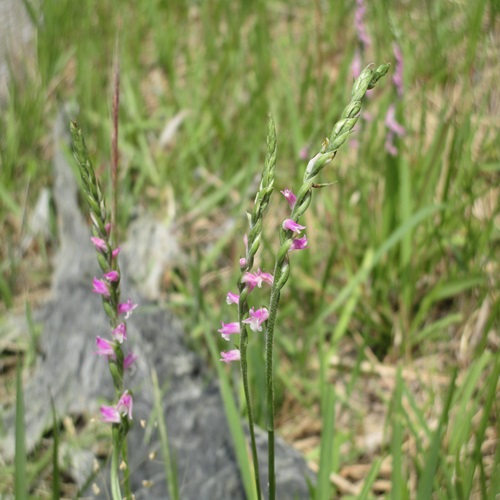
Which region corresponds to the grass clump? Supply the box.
[0,0,498,498]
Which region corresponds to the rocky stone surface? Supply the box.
[0,0,34,98]
[0,110,313,498]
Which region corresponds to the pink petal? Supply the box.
[218,321,240,341]
[299,145,309,161]
[117,391,133,420]
[385,105,405,137]
[282,219,306,234]
[92,277,110,297]
[393,43,404,97]
[241,272,258,291]
[104,270,120,282]
[226,292,240,305]
[351,49,362,80]
[95,336,115,357]
[220,349,241,363]
[289,236,308,252]
[242,307,269,332]
[124,352,137,370]
[90,237,107,251]
[112,323,127,343]
[118,299,138,319]
[355,0,371,48]
[242,269,274,291]
[100,405,121,423]
[256,268,274,286]
[280,189,297,209]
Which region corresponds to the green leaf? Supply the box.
[50,397,61,500]
[203,325,259,500]
[416,369,458,500]
[316,386,336,500]
[15,357,28,500]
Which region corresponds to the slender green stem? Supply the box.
[71,122,134,500]
[239,302,262,500]
[260,65,390,500]
[121,437,132,499]
[110,426,123,500]
[264,280,282,500]
[234,115,276,499]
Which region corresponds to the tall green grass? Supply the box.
[1,0,498,497]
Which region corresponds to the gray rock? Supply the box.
[0,0,34,98]
[0,110,313,499]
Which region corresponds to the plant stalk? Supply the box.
[110,426,123,500]
[239,302,263,500]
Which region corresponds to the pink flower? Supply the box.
[100,390,133,423]
[242,307,269,332]
[355,0,371,48]
[351,49,362,80]
[385,105,405,137]
[92,278,110,297]
[385,104,405,156]
[289,236,308,252]
[282,219,306,234]
[124,352,137,370]
[299,145,309,160]
[280,189,297,209]
[117,391,133,420]
[241,268,274,292]
[220,349,241,363]
[240,234,249,268]
[104,270,120,282]
[393,43,404,97]
[112,323,127,343]
[256,269,274,285]
[118,299,138,319]
[226,292,239,305]
[218,322,241,341]
[112,247,121,258]
[95,336,115,358]
[100,405,121,423]
[385,136,398,157]
[90,237,107,251]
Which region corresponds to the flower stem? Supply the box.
[239,303,262,500]
[71,121,134,499]
[110,426,123,500]
[121,437,132,499]
[235,115,277,500]
[264,282,281,500]
[261,65,390,499]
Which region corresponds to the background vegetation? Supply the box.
[0,0,499,497]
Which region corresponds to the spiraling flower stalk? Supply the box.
[237,115,277,500]
[264,64,389,499]
[71,121,137,500]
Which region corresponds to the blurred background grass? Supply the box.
[0,0,499,497]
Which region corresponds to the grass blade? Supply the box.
[15,357,28,500]
[390,368,407,500]
[316,385,336,500]
[203,325,258,500]
[358,457,383,500]
[151,368,179,500]
[416,369,458,500]
[315,204,445,326]
[50,396,61,500]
